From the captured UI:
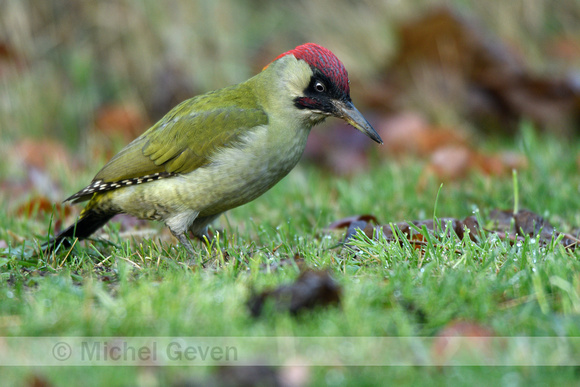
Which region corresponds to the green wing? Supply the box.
[69,83,268,203]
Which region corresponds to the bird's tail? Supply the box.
[42,210,115,253]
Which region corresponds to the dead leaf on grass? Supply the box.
[329,208,577,251]
[248,269,341,317]
[330,214,480,247]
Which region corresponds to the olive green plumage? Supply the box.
[44,43,382,255]
[68,83,268,204]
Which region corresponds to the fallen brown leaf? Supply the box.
[329,208,575,252]
[325,214,379,231]
[248,269,341,317]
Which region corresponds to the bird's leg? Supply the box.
[189,214,221,243]
[191,225,211,242]
[173,232,196,255]
[165,211,200,255]
[167,212,220,254]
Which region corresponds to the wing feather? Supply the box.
[67,82,268,203]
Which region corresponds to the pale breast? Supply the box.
[177,124,311,215]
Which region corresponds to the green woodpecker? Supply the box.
[45,43,382,254]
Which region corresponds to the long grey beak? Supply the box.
[333,100,383,144]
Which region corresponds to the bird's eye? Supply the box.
[314,81,326,93]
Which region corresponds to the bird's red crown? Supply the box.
[267,43,350,95]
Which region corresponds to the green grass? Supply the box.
[1,129,580,385]
[2,1,580,384]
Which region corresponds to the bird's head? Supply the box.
[264,43,383,144]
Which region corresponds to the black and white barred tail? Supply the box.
[66,172,174,203]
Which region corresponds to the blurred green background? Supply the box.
[0,0,579,206]
[2,1,579,135]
